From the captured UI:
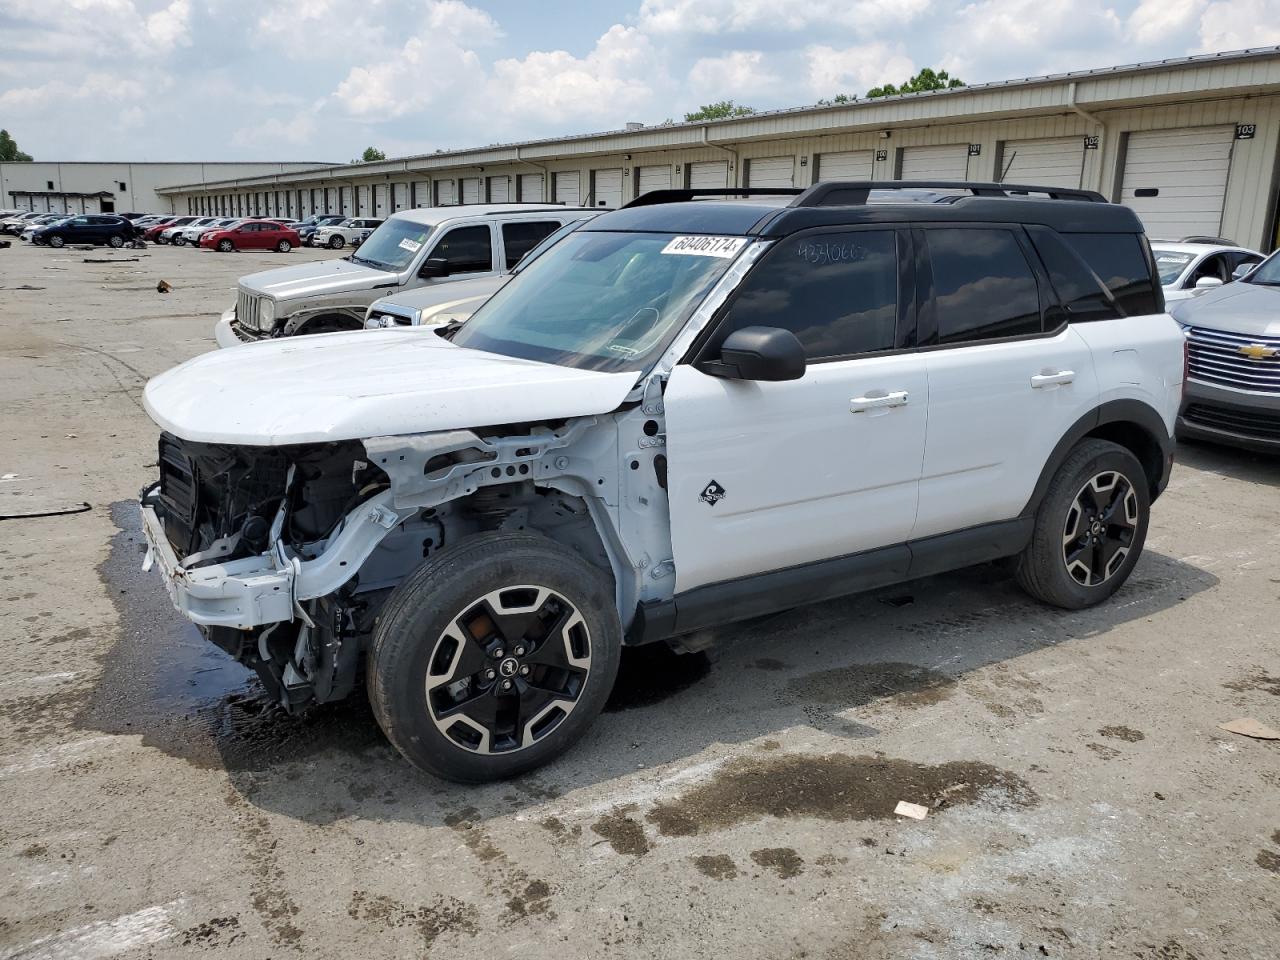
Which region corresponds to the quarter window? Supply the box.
[1061,233,1161,316]
[1026,225,1120,322]
[926,228,1041,344]
[718,230,899,360]
[433,225,493,274]
[502,221,561,267]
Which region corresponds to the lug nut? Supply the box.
[493,648,504,659]
[485,669,496,681]
[514,645,526,656]
[501,679,513,690]
[519,665,530,676]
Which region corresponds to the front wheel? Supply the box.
[172,236,186,246]
[1016,439,1150,609]
[49,235,65,248]
[328,235,345,249]
[217,239,233,252]
[368,532,621,782]
[276,239,291,252]
[108,235,125,248]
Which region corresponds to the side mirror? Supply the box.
[703,326,806,382]
[419,257,448,279]
[1231,263,1253,280]
[1194,276,1224,290]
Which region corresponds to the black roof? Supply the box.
[585,182,1144,237]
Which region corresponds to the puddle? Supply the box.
[78,503,385,770]
[605,643,711,712]
[646,752,1036,836]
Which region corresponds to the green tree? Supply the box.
[816,93,854,106]
[0,129,33,162]
[358,146,386,162]
[867,67,965,99]
[683,100,756,122]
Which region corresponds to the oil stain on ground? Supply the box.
[348,890,479,949]
[646,753,1036,837]
[1098,725,1145,742]
[591,809,651,856]
[78,503,385,771]
[751,847,804,879]
[783,662,956,710]
[691,854,738,880]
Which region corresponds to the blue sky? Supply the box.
[1,0,1276,163]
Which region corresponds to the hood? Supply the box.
[239,258,396,302]
[376,275,509,313]
[143,328,639,446]
[1169,282,1280,337]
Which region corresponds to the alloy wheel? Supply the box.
[1062,470,1139,586]
[425,585,591,755]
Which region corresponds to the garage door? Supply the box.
[636,164,671,196]
[461,178,481,205]
[999,137,1084,188]
[393,183,409,211]
[519,173,544,202]
[411,181,429,207]
[554,171,581,205]
[374,184,388,215]
[435,180,456,206]
[488,176,510,203]
[746,156,794,188]
[688,160,729,189]
[340,187,352,215]
[592,168,623,208]
[900,144,969,180]
[1120,126,1234,240]
[815,150,873,181]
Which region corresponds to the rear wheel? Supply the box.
[368,532,621,782]
[1016,439,1150,609]
[49,235,65,248]
[108,235,124,248]
[328,235,345,249]
[217,239,234,252]
[172,236,186,246]
[276,239,292,252]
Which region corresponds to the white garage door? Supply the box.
[1120,126,1234,240]
[340,187,352,215]
[816,150,874,181]
[519,173,544,202]
[592,168,623,208]
[999,137,1084,188]
[393,183,409,211]
[688,160,729,189]
[412,181,429,207]
[554,171,581,205]
[436,180,456,206]
[461,178,481,205]
[747,156,794,188]
[900,144,970,180]
[636,164,671,196]
[488,176,510,203]
[374,184,388,215]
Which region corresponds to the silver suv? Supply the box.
[216,204,593,347]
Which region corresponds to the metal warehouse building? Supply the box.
[162,47,1280,252]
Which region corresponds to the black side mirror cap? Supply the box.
[701,326,806,382]
[419,257,448,279]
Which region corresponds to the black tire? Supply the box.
[217,239,234,252]
[328,235,345,249]
[1016,438,1150,610]
[368,531,621,782]
[276,239,291,252]
[108,235,124,248]
[49,235,65,248]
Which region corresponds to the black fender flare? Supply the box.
[1019,399,1173,518]
[281,310,365,338]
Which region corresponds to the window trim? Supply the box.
[687,223,917,367]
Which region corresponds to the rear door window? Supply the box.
[1061,233,1161,316]
[502,221,562,267]
[924,227,1042,344]
[433,225,493,274]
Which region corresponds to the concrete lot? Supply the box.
[0,239,1277,960]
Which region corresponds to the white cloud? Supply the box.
[688,51,779,98]
[638,0,932,33]
[805,42,918,98]
[1126,0,1205,43]
[0,73,149,111]
[233,112,318,148]
[488,25,662,124]
[1196,0,1280,50]
[145,0,192,49]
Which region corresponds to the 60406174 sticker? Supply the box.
[661,236,749,258]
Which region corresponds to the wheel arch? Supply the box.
[1021,399,1173,518]
[283,309,365,337]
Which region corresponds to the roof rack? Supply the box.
[791,181,1108,206]
[623,187,804,209]
[1178,235,1236,245]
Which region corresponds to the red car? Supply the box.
[142,216,197,242]
[199,220,300,253]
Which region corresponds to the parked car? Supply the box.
[297,214,346,246]
[143,216,195,242]
[19,214,69,241]
[2,211,49,235]
[31,214,138,248]
[1170,250,1280,452]
[312,217,383,250]
[1151,239,1265,302]
[364,214,597,329]
[141,181,1182,781]
[165,217,220,246]
[177,217,239,246]
[200,220,300,254]
[217,204,590,346]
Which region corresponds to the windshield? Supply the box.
[509,217,591,276]
[450,231,748,373]
[348,219,433,272]
[1245,251,1280,286]
[1151,248,1194,285]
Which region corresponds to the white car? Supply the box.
[162,217,219,246]
[19,214,69,241]
[139,182,1184,782]
[179,217,240,246]
[312,217,383,250]
[1151,239,1265,302]
[1,211,49,235]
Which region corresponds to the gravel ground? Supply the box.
[0,239,1277,960]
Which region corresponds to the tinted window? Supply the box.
[434,225,492,274]
[926,228,1041,344]
[719,230,899,360]
[1026,225,1120,322]
[503,221,561,267]
[1187,253,1228,286]
[1062,233,1160,316]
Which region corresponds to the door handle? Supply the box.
[1030,370,1074,389]
[850,390,909,413]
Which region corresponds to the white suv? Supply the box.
[139,181,1184,782]
[217,205,593,346]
